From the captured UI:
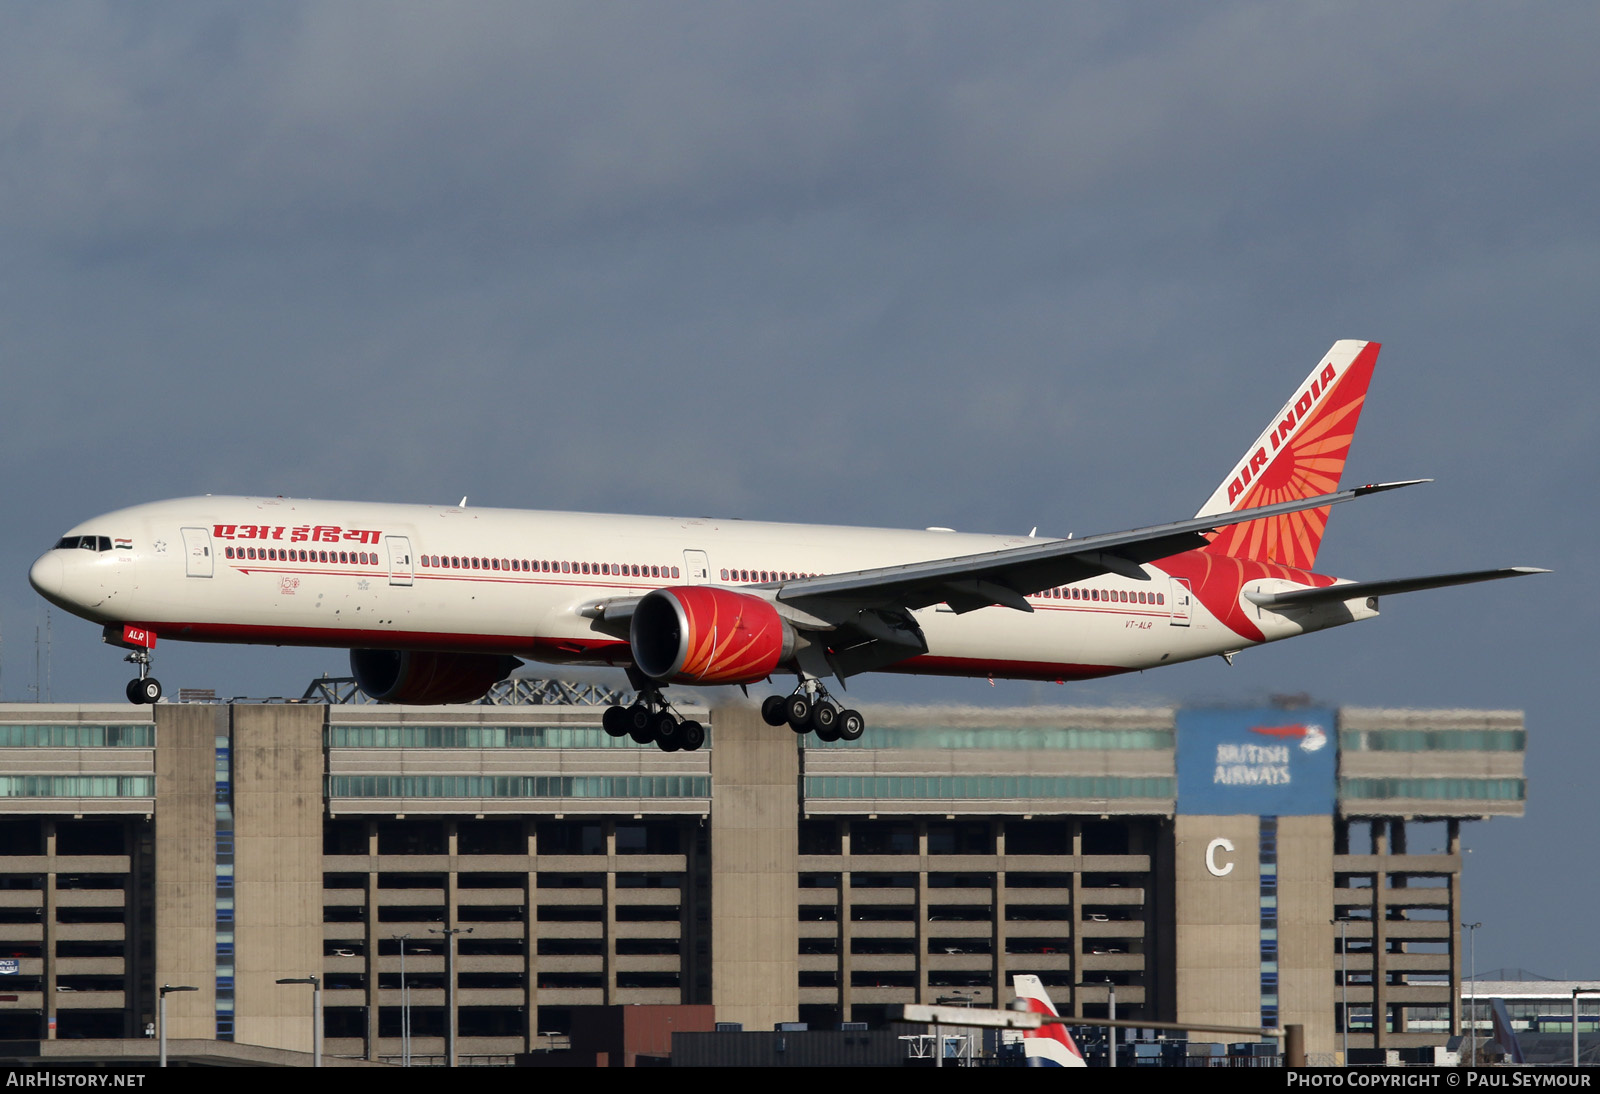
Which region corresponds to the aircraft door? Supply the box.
[180,527,213,578]
[1168,578,1192,626]
[682,550,710,585]
[386,536,414,587]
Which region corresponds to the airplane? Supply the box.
[1011,973,1087,1067]
[29,341,1543,751]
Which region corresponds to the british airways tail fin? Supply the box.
[1196,340,1381,570]
[1012,973,1087,1068]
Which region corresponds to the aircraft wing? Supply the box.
[1243,566,1548,609]
[774,479,1427,614]
[578,480,1428,677]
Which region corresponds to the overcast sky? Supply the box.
[1,3,1594,978]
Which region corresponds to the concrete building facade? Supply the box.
[0,696,1525,1062]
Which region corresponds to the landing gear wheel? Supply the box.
[761,695,789,727]
[679,721,706,751]
[652,711,680,745]
[125,680,143,705]
[657,734,682,753]
[130,678,162,705]
[837,708,865,741]
[785,695,813,733]
[810,702,838,734]
[602,705,630,738]
[627,704,656,744]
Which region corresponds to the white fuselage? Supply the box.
[30,496,1373,683]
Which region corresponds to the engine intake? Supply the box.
[630,587,793,684]
[350,649,520,705]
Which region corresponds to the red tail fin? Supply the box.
[1195,340,1380,569]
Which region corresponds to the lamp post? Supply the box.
[1331,919,1349,1063]
[1573,988,1599,1068]
[1075,979,1117,1067]
[429,927,473,1067]
[1461,922,1481,1065]
[393,934,412,1067]
[1108,980,1117,1069]
[276,976,323,1066]
[157,984,196,1067]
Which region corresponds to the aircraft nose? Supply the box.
[29,553,66,606]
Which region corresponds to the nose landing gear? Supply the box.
[104,626,162,705]
[122,649,162,705]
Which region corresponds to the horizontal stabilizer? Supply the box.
[1244,566,1548,609]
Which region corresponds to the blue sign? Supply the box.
[1176,707,1337,816]
[0,959,18,975]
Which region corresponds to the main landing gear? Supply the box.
[601,688,706,753]
[761,682,864,743]
[123,649,162,705]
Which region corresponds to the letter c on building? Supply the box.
[1206,837,1235,877]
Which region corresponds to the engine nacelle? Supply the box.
[630,587,793,685]
[350,649,520,705]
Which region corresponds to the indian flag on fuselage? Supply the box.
[1012,973,1087,1067]
[1195,340,1380,571]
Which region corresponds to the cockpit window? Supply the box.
[54,536,112,552]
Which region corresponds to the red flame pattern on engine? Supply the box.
[668,587,787,685]
[1205,342,1379,570]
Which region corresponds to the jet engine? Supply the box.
[350,649,521,705]
[629,587,794,685]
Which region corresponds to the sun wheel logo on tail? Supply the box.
[1199,340,1380,571]
[631,587,794,685]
